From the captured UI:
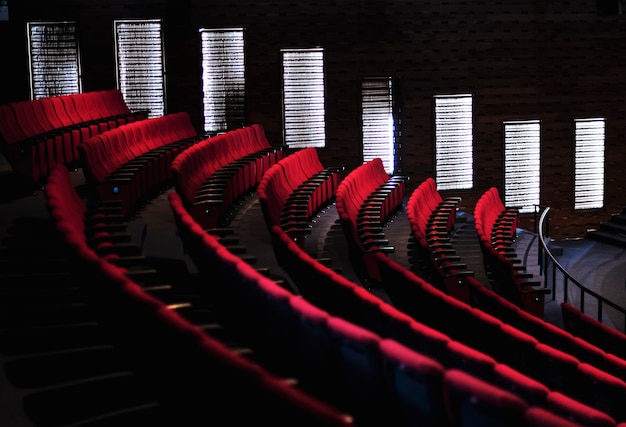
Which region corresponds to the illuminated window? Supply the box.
[200,28,245,134]
[504,120,541,213]
[574,118,605,210]
[114,19,165,118]
[281,48,326,148]
[362,77,398,174]
[27,21,81,99]
[434,94,473,190]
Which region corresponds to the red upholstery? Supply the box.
[561,302,626,361]
[95,253,355,427]
[78,112,199,217]
[168,186,626,424]
[257,147,341,247]
[171,124,282,229]
[326,316,386,422]
[443,368,528,427]
[493,363,550,407]
[474,187,549,318]
[524,406,584,427]
[576,362,626,423]
[0,90,147,184]
[406,177,471,302]
[335,157,406,283]
[546,391,617,427]
[379,338,448,427]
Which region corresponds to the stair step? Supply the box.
[217,237,240,245]
[609,212,626,225]
[586,229,626,248]
[222,244,248,254]
[598,221,626,236]
[206,227,235,237]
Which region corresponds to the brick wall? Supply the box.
[2,0,626,237]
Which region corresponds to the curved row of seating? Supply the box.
[170,123,285,229]
[257,147,342,249]
[0,89,148,185]
[169,189,610,427]
[377,250,626,422]
[561,302,626,361]
[406,177,472,302]
[474,187,550,319]
[37,146,626,426]
[335,157,407,284]
[397,185,619,379]
[254,156,626,424]
[77,111,201,217]
[40,163,354,426]
[464,273,626,383]
[253,204,626,426]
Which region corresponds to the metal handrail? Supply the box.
[537,205,626,331]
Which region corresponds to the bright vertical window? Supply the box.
[434,94,473,190]
[281,47,326,148]
[574,118,605,210]
[114,19,165,118]
[504,120,541,213]
[362,77,396,174]
[27,21,81,99]
[200,28,246,134]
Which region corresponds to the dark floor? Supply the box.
[2,157,626,425]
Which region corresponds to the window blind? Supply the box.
[114,19,165,118]
[574,118,605,210]
[362,77,396,174]
[434,94,473,190]
[504,120,541,213]
[27,21,81,100]
[200,28,246,134]
[281,48,326,148]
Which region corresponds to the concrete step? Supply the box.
[586,229,626,248]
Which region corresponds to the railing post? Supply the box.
[580,289,584,313]
[546,263,556,301]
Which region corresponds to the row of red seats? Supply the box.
[335,157,407,284]
[406,177,472,302]
[257,147,342,248]
[44,150,624,419]
[263,216,622,425]
[78,111,201,217]
[474,187,550,319]
[561,302,626,361]
[43,164,353,426]
[169,190,603,426]
[466,274,626,383]
[0,89,148,184]
[256,153,626,425]
[376,250,626,424]
[170,123,285,230]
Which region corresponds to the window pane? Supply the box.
[574,118,605,210]
[504,120,541,213]
[200,28,246,134]
[434,94,473,190]
[281,48,326,148]
[362,77,395,174]
[115,19,165,118]
[28,21,81,100]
